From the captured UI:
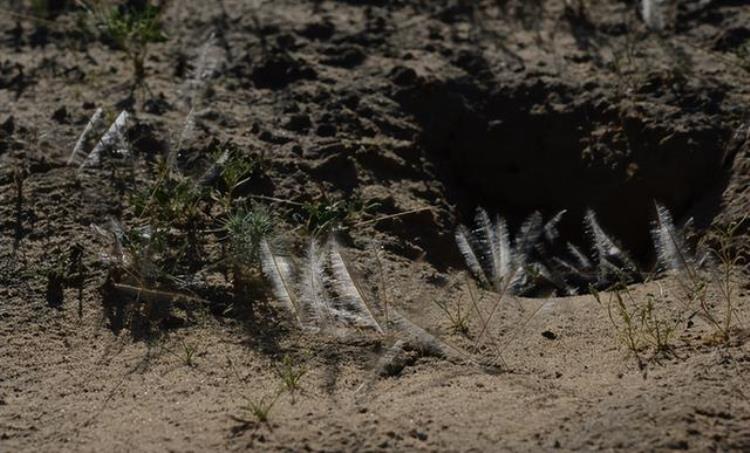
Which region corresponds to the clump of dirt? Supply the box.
[1,0,750,451]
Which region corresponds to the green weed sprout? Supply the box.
[276,354,307,402]
[243,390,282,424]
[82,1,166,91]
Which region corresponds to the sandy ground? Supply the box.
[2,0,750,451]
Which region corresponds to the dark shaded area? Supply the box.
[396,73,735,260]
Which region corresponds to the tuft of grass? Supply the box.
[593,285,646,365]
[81,1,166,90]
[434,293,471,336]
[275,354,307,401]
[640,288,677,353]
[179,340,197,367]
[242,390,282,424]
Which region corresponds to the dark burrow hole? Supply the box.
[397,78,738,296]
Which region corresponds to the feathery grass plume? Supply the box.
[537,262,574,296]
[388,309,473,363]
[651,202,693,273]
[515,211,544,257]
[642,0,666,31]
[456,208,516,291]
[551,256,586,281]
[493,214,513,279]
[584,209,638,279]
[78,110,130,172]
[167,107,195,171]
[543,210,567,243]
[184,32,222,107]
[455,225,489,286]
[327,238,385,333]
[260,239,303,327]
[299,237,334,331]
[473,207,498,282]
[68,107,103,166]
[567,242,593,270]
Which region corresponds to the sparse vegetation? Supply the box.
[697,218,748,344]
[223,204,274,291]
[242,390,282,424]
[80,1,166,91]
[178,339,197,367]
[593,282,677,365]
[434,289,472,336]
[276,354,307,401]
[4,0,750,449]
[300,194,376,234]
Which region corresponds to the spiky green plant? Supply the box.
[223,205,274,267]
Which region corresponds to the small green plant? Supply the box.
[300,194,376,234]
[275,354,307,401]
[243,390,282,424]
[82,1,166,90]
[132,173,204,228]
[223,205,274,268]
[640,290,677,353]
[698,218,748,344]
[605,288,646,359]
[222,204,274,292]
[593,282,678,365]
[179,340,197,367]
[219,150,264,201]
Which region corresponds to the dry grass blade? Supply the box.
[388,309,474,364]
[107,282,208,305]
[473,266,518,351]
